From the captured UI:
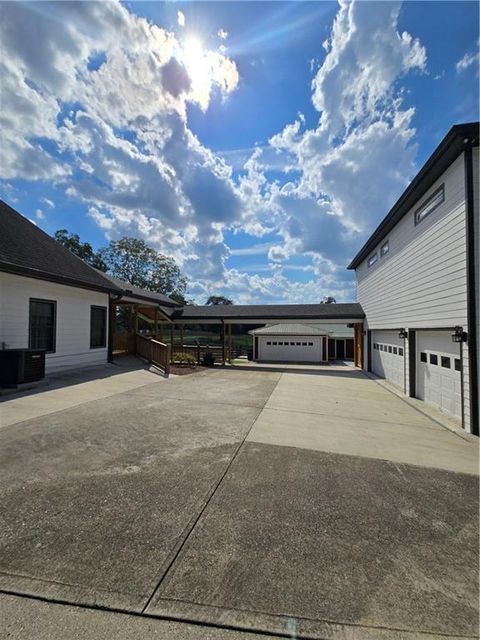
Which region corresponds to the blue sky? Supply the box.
[1,1,478,304]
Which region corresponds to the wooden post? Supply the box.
[170,323,175,351]
[228,323,232,363]
[159,323,164,341]
[180,323,184,353]
[154,308,158,338]
[221,321,226,365]
[107,299,115,363]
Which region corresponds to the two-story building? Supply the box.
[348,122,479,435]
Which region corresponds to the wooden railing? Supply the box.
[170,344,224,365]
[136,334,171,377]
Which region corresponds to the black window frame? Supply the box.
[90,305,107,349]
[29,298,57,353]
[414,184,445,225]
[420,352,427,363]
[454,358,461,372]
[430,354,438,365]
[441,356,451,369]
[367,252,378,268]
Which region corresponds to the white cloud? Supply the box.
[41,198,55,208]
[177,11,185,27]
[35,208,45,220]
[456,49,479,73]
[217,28,228,40]
[0,0,428,304]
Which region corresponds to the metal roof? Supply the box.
[249,324,328,336]
[347,122,479,270]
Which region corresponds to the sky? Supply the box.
[1,1,479,304]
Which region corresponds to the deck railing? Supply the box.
[170,343,225,364]
[135,334,171,376]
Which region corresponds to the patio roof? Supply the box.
[167,302,364,323]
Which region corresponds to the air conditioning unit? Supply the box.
[0,349,46,385]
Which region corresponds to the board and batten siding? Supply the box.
[356,152,471,428]
[0,272,109,374]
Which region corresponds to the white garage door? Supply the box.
[259,336,323,362]
[417,331,462,420]
[372,330,405,390]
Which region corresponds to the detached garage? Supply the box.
[249,324,327,363]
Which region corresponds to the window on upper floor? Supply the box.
[380,240,389,257]
[367,252,378,268]
[414,185,445,225]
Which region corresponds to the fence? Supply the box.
[170,344,225,365]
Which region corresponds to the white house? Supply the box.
[348,122,479,435]
[0,201,179,376]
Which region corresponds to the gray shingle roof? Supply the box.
[170,303,364,321]
[0,200,120,293]
[98,272,180,307]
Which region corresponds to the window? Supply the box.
[455,358,461,372]
[290,342,295,346]
[266,341,271,345]
[273,342,277,345]
[399,347,404,356]
[388,346,392,353]
[367,253,378,268]
[420,352,427,362]
[441,356,451,369]
[380,345,383,351]
[278,341,283,346]
[29,299,56,352]
[302,342,307,346]
[90,306,107,348]
[430,354,438,365]
[308,342,313,346]
[380,241,389,257]
[415,185,445,225]
[393,347,397,355]
[296,342,301,346]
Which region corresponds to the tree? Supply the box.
[320,296,336,304]
[98,237,187,301]
[54,229,107,271]
[205,295,233,305]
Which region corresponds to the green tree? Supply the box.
[98,237,187,301]
[320,296,336,304]
[54,229,107,271]
[205,295,233,305]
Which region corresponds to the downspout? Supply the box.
[464,144,479,435]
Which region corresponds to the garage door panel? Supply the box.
[417,331,462,421]
[259,336,323,362]
[371,331,405,390]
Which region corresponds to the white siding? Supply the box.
[356,153,471,429]
[473,148,480,424]
[356,154,467,328]
[0,272,109,374]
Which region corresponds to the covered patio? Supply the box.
[112,301,365,373]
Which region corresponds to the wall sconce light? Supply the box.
[452,326,467,343]
[398,329,408,339]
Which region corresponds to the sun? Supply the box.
[181,36,212,102]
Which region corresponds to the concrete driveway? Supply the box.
[1,364,478,639]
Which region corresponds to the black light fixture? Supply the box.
[398,329,408,339]
[452,326,467,343]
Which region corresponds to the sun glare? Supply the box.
[182,36,211,99]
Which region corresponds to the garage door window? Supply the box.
[455,359,461,371]
[308,342,313,346]
[441,356,451,368]
[430,354,438,365]
[399,347,404,356]
[266,341,271,345]
[393,347,397,354]
[420,352,427,362]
